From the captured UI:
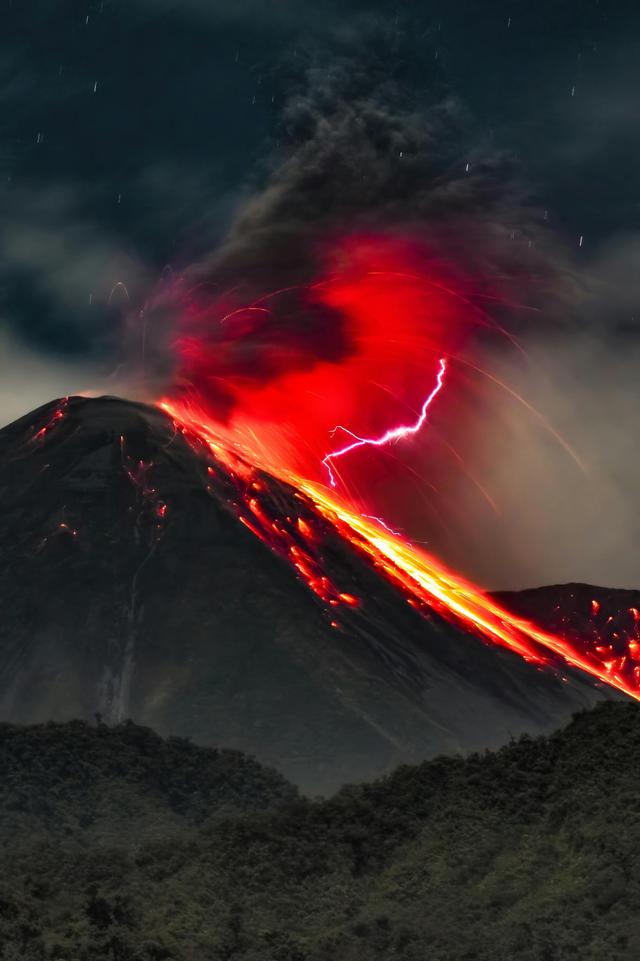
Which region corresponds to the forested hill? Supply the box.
[2,702,639,961]
[0,718,298,838]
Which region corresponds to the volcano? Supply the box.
[0,395,629,793]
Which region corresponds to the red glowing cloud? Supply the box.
[169,235,487,489]
[322,356,447,487]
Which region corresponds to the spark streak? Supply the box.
[362,515,402,535]
[322,357,448,487]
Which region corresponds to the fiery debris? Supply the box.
[31,399,68,443]
[159,397,640,701]
[120,435,169,535]
[150,235,639,699]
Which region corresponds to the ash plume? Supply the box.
[195,30,543,278]
[149,25,564,409]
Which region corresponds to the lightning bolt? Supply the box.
[322,357,448,487]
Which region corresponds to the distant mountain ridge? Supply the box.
[0,395,624,793]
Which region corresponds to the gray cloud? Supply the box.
[0,183,157,418]
[0,329,96,428]
[0,152,251,418]
[467,320,640,590]
[1,186,149,317]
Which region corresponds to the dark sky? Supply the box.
[2,0,639,362]
[2,0,640,590]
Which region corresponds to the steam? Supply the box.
[468,254,640,591]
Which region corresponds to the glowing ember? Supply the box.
[32,400,68,443]
[159,397,640,701]
[120,436,169,533]
[322,357,447,487]
[58,522,78,538]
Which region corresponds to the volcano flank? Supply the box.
[0,396,627,793]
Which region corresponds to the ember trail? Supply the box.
[159,397,640,701]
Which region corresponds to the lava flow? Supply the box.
[159,395,640,701]
[156,234,640,701]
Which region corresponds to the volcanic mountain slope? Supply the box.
[0,395,623,793]
[495,584,640,660]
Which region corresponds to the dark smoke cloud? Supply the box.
[159,24,567,412]
[191,29,554,288]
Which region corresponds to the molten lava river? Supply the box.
[155,235,640,700]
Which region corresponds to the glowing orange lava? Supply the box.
[158,233,639,701]
[159,397,640,701]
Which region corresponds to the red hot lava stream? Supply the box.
[158,396,640,701]
[154,235,640,700]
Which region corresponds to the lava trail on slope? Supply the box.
[160,396,640,701]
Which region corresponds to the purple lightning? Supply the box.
[322,357,448,488]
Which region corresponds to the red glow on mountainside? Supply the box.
[119,434,169,534]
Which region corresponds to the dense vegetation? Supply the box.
[1,703,639,960]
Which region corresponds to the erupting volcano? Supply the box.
[1,389,632,794]
[1,238,637,793]
[157,234,640,702]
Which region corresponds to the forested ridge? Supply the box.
[1,702,639,960]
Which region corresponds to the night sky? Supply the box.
[2,0,640,590]
[3,0,639,357]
